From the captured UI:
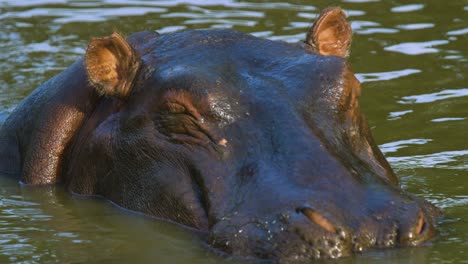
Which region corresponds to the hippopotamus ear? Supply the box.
[306,7,352,57]
[85,32,141,98]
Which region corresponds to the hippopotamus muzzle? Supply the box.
[0,7,439,263]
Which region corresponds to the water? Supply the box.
[0,0,466,263]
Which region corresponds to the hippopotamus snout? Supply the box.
[294,194,438,251]
[208,181,438,261]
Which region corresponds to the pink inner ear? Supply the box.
[317,28,339,56]
[307,7,352,57]
[85,32,141,98]
[87,46,120,93]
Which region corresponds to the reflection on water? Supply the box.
[431,117,465,123]
[396,23,434,30]
[387,110,413,120]
[385,40,449,55]
[387,150,468,170]
[390,4,424,13]
[379,138,432,154]
[398,88,468,104]
[0,0,467,263]
[0,177,224,264]
[447,28,468,36]
[0,6,168,23]
[351,20,398,35]
[356,68,421,83]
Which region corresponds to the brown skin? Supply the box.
[0,8,439,262]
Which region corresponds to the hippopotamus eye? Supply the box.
[161,100,204,123]
[164,102,186,114]
[154,98,221,148]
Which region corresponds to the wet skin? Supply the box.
[0,8,439,263]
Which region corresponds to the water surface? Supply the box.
[0,0,467,263]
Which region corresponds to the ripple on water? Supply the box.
[428,195,468,209]
[396,23,435,30]
[161,10,264,19]
[351,20,399,35]
[379,138,432,154]
[398,88,468,104]
[0,6,169,23]
[356,69,421,83]
[447,28,468,36]
[388,110,413,120]
[0,0,66,7]
[158,6,316,29]
[387,150,468,170]
[342,0,379,2]
[297,9,364,20]
[385,40,449,55]
[101,0,316,11]
[431,117,466,123]
[184,18,257,27]
[391,4,425,13]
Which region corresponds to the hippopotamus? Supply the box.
[0,7,438,262]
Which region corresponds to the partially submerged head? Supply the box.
[61,7,439,262]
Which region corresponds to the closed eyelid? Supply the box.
[157,87,237,126]
[163,101,186,113]
[160,89,204,120]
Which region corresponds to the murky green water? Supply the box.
[0,0,466,263]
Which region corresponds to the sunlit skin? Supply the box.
[0,8,439,263]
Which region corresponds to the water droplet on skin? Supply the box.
[209,96,236,126]
[218,138,228,147]
[300,245,307,253]
[330,248,341,258]
[338,229,347,240]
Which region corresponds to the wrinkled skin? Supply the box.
[0,8,438,263]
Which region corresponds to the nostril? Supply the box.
[300,208,337,234]
[398,211,432,245]
[415,212,426,235]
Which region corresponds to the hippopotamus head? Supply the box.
[0,7,438,262]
